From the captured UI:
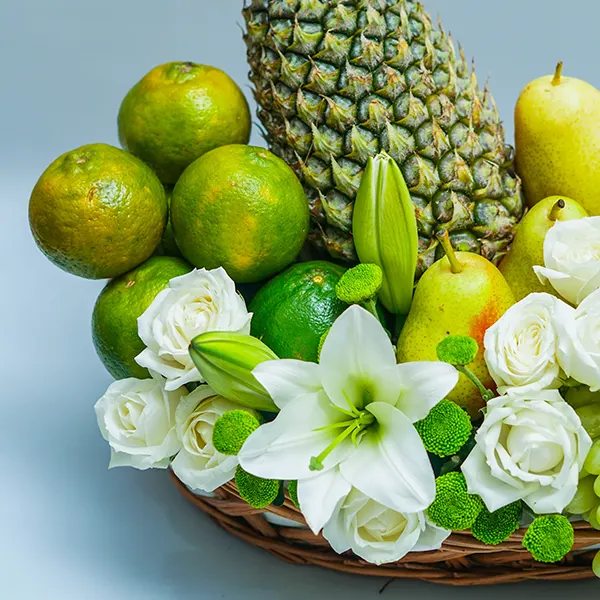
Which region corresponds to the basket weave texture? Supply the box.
[171,472,600,586]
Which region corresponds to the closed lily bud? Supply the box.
[352,151,418,315]
[189,331,278,412]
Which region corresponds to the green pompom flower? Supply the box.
[415,400,473,458]
[471,502,523,545]
[212,410,260,456]
[436,335,478,366]
[426,472,484,531]
[522,515,574,563]
[287,480,299,509]
[235,466,280,509]
[336,263,383,305]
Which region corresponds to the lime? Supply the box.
[29,143,167,279]
[92,256,192,379]
[250,261,347,362]
[118,62,251,184]
[171,144,309,283]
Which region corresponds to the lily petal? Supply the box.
[339,402,435,513]
[238,391,351,480]
[320,306,397,411]
[394,362,459,422]
[252,360,322,410]
[297,468,351,535]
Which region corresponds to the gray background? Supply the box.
[1,0,597,598]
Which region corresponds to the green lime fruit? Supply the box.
[154,187,181,257]
[250,261,347,362]
[29,143,167,279]
[171,145,310,283]
[118,62,251,184]
[92,256,192,379]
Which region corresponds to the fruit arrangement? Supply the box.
[29,0,600,583]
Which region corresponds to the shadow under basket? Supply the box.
[170,472,600,586]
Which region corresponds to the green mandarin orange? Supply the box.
[171,145,310,283]
[92,256,192,379]
[118,62,251,184]
[29,143,167,279]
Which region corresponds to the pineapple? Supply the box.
[243,0,525,277]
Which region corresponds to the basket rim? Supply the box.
[170,471,600,586]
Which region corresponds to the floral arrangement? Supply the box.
[93,215,600,573]
[27,11,600,579]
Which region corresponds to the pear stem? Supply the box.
[436,230,463,274]
[552,62,563,86]
[549,199,566,221]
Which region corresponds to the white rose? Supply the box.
[136,267,251,391]
[483,293,573,395]
[323,487,450,566]
[171,386,258,493]
[557,288,600,391]
[94,375,183,470]
[462,390,592,514]
[534,217,600,306]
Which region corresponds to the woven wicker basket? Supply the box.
[171,472,600,586]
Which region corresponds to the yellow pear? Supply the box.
[515,63,600,213]
[397,233,515,419]
[499,195,588,301]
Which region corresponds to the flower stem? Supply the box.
[456,365,495,402]
[362,297,380,321]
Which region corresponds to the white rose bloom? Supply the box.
[557,288,600,391]
[323,487,450,566]
[483,293,573,395]
[94,375,183,470]
[135,268,251,391]
[534,217,600,306]
[462,390,592,514]
[171,386,258,493]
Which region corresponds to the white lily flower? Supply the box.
[238,305,459,534]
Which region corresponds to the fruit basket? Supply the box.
[171,474,600,586]
[28,0,600,588]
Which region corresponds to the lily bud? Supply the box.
[189,331,278,412]
[352,151,418,315]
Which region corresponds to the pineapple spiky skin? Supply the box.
[243,0,525,277]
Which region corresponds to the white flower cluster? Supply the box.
[464,218,600,515]
[95,267,257,493]
[238,306,457,564]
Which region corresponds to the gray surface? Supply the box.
[1,0,598,597]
